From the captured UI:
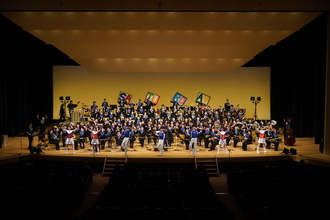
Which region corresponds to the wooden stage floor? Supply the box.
[1,135,330,167]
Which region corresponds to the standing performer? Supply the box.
[62,126,75,154]
[189,126,201,156]
[59,103,66,121]
[121,127,131,156]
[156,128,166,156]
[26,122,35,150]
[256,127,267,153]
[88,126,100,155]
[218,128,228,154]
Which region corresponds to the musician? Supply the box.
[27,122,35,149]
[265,128,279,151]
[36,114,47,137]
[129,127,136,149]
[202,127,212,149]
[59,103,66,121]
[271,128,280,151]
[99,127,107,150]
[224,99,231,111]
[136,126,147,147]
[105,127,114,148]
[144,98,153,111]
[209,130,219,151]
[67,101,79,120]
[265,128,274,149]
[232,126,241,148]
[101,98,108,110]
[77,127,87,149]
[48,129,60,150]
[242,130,253,151]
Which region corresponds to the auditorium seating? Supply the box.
[0,159,93,220]
[226,160,330,219]
[80,163,233,220]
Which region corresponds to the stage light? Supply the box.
[250,96,261,120]
[290,148,297,155]
[59,96,63,100]
[282,148,289,154]
[66,96,71,100]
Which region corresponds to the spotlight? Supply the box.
[59,96,63,100]
[250,96,255,101]
[257,97,261,101]
[66,96,71,100]
[282,148,289,155]
[290,148,297,155]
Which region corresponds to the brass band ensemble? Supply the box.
[42,98,282,156]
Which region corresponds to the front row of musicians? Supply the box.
[37,123,280,156]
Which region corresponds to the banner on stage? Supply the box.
[171,92,188,106]
[195,92,211,105]
[145,91,160,105]
[118,91,133,103]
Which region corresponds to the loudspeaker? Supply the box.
[282,148,289,154]
[290,148,297,155]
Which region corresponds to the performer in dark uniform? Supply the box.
[208,130,220,151]
[67,101,79,120]
[27,122,35,150]
[99,127,107,150]
[59,103,66,121]
[202,127,212,149]
[136,126,147,147]
[242,130,253,151]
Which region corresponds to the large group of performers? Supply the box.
[30,98,281,156]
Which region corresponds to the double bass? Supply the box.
[284,127,296,146]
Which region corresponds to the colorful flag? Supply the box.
[145,91,160,105]
[118,91,133,103]
[171,92,188,106]
[195,92,211,105]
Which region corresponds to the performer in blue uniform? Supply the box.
[156,128,166,156]
[121,127,131,156]
[189,126,201,156]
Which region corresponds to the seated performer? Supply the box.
[242,130,253,151]
[136,126,147,147]
[48,129,60,150]
[209,130,219,151]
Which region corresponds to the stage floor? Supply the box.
[1,135,330,166]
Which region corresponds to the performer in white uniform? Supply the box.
[63,126,75,154]
[218,129,228,154]
[256,127,267,153]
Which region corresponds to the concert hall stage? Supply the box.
[1,135,330,168]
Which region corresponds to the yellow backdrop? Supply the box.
[53,66,270,120]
